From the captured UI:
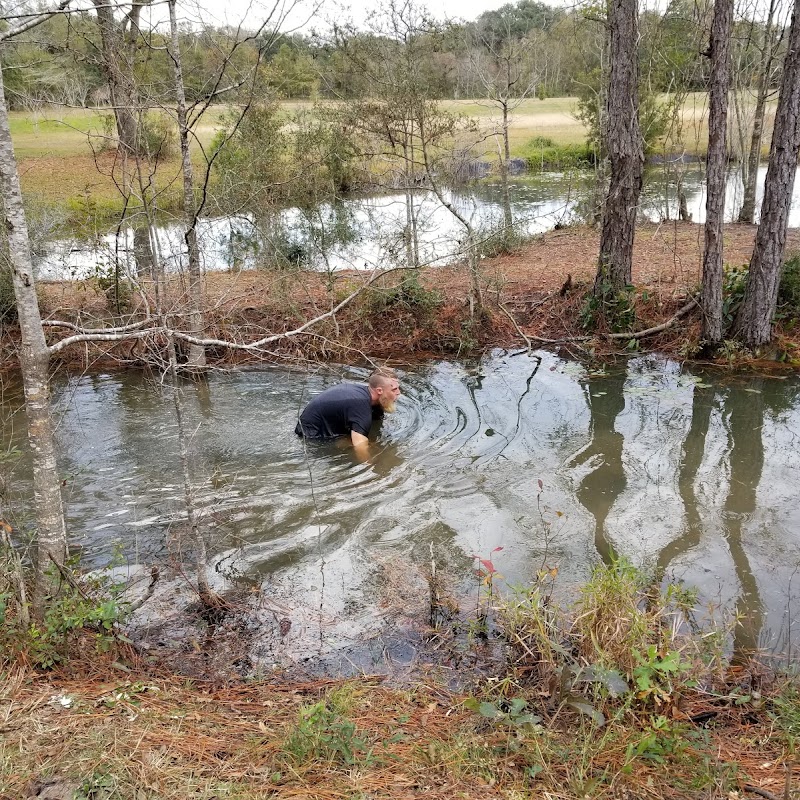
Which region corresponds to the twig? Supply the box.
[744,785,783,800]
[498,302,534,353]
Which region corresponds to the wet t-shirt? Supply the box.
[295,383,382,439]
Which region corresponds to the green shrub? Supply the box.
[721,263,749,328]
[524,138,596,170]
[139,112,177,160]
[473,222,530,259]
[0,262,15,323]
[366,273,442,315]
[99,112,176,159]
[779,252,800,316]
[579,281,637,333]
[0,551,130,669]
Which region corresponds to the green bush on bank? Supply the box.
[523,136,596,171]
[0,548,130,669]
[779,251,800,316]
[0,262,15,322]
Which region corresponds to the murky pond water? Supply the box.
[35,166,800,280]
[3,353,800,672]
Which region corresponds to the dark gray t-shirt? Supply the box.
[295,383,382,439]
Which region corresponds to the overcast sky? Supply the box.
[145,0,533,36]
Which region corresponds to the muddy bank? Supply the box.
[3,222,800,373]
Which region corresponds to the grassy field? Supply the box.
[8,94,725,210]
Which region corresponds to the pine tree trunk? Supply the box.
[701,0,734,348]
[595,0,644,295]
[738,0,779,224]
[734,0,800,347]
[0,63,68,616]
[168,0,205,368]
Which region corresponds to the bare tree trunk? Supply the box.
[166,334,219,608]
[595,0,644,296]
[739,0,780,224]
[168,0,205,368]
[0,63,67,616]
[500,99,513,231]
[734,0,800,347]
[701,0,734,348]
[92,0,141,162]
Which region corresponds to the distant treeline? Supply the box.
[0,0,786,109]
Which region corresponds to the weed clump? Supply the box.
[524,136,596,170]
[499,557,707,725]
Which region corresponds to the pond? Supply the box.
[34,165,800,280]
[3,353,800,673]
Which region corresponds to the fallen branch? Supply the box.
[127,566,161,613]
[743,785,782,800]
[606,295,701,341]
[498,302,534,353]
[46,266,413,356]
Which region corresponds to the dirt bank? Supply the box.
[3,222,800,374]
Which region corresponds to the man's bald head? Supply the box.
[368,369,401,413]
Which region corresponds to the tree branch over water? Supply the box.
[44,265,416,355]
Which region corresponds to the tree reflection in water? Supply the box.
[568,369,628,565]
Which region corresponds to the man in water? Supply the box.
[295,369,401,452]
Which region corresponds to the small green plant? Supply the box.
[579,281,637,333]
[779,252,800,317]
[464,696,542,730]
[722,263,749,328]
[622,714,689,768]
[632,646,691,708]
[282,700,378,768]
[74,771,118,799]
[3,557,132,669]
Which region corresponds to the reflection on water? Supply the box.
[722,379,765,661]
[3,353,800,669]
[569,371,628,564]
[34,165,800,280]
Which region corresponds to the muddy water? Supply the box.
[3,353,800,671]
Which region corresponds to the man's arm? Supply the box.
[351,430,370,451]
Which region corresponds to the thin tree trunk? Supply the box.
[595,0,644,296]
[168,0,205,368]
[92,0,140,162]
[166,334,219,608]
[500,99,513,231]
[738,0,779,224]
[701,0,734,348]
[0,63,68,616]
[734,0,800,347]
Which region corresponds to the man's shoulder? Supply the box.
[318,382,369,402]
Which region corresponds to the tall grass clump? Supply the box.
[499,558,711,724]
[524,136,596,171]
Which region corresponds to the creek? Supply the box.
[35,165,800,280]
[2,352,800,673]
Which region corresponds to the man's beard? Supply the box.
[379,396,396,414]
